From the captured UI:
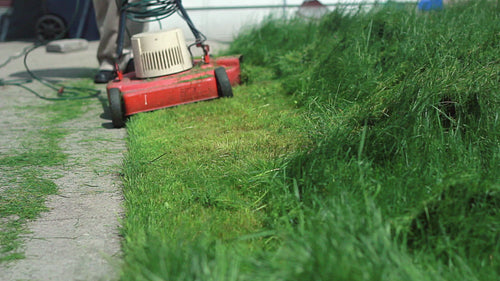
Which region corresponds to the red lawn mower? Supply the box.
[107,0,241,128]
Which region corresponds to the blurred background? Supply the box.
[0,0,415,43]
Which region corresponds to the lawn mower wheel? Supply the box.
[215,67,233,98]
[109,88,125,128]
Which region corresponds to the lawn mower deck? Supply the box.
[106,56,241,128]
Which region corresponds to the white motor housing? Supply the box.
[131,28,193,78]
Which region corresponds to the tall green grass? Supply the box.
[228,0,500,279]
[121,1,499,280]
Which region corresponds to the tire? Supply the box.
[35,14,67,42]
[214,67,233,98]
[109,88,125,128]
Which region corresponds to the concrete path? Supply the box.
[0,38,229,280]
[0,41,125,281]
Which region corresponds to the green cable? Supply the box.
[0,77,101,101]
[0,45,35,69]
[0,42,101,101]
[23,43,101,101]
[0,78,98,101]
[122,0,178,22]
[0,0,101,101]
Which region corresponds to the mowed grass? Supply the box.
[121,1,499,280]
[120,72,307,280]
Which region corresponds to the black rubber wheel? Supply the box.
[109,88,125,128]
[35,14,67,41]
[214,67,233,98]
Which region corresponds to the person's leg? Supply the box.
[93,0,119,84]
[92,0,144,83]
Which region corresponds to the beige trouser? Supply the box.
[92,0,145,71]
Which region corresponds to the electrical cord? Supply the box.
[22,43,101,100]
[0,43,101,100]
[122,0,179,22]
[120,0,207,45]
[0,0,101,101]
[119,0,209,64]
[0,78,99,101]
[0,45,34,69]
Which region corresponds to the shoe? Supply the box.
[125,59,135,73]
[94,70,116,84]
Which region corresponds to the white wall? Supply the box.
[147,1,415,43]
[179,0,400,7]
